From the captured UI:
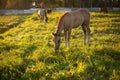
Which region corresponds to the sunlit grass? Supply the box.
[0,11,120,80]
[0,15,30,34]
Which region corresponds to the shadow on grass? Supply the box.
[81,47,120,80]
[94,47,120,61]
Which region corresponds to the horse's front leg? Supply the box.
[67,29,72,47]
[64,29,68,47]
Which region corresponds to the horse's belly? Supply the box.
[72,23,81,28]
[73,16,84,28]
[72,18,83,28]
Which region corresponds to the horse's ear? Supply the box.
[52,32,56,36]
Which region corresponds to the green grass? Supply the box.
[0,11,120,80]
[0,15,30,33]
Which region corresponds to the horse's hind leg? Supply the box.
[44,11,48,22]
[86,25,91,44]
[44,16,48,22]
[43,16,47,22]
[81,25,87,45]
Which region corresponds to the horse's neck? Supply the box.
[56,24,63,36]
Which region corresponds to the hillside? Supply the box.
[0,11,120,80]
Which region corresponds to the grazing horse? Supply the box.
[38,9,48,22]
[99,7,108,13]
[52,8,90,51]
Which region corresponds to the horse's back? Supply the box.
[58,8,90,28]
[69,8,90,27]
[73,8,90,20]
[79,8,90,23]
[79,8,90,19]
[74,8,90,26]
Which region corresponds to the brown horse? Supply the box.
[99,7,108,13]
[38,8,48,22]
[52,8,91,51]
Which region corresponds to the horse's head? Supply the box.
[52,33,61,51]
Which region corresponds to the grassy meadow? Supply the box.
[0,11,120,80]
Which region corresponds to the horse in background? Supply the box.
[99,7,108,13]
[38,8,48,22]
[46,8,52,14]
[52,8,90,51]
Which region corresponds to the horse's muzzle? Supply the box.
[55,47,59,51]
[54,45,59,51]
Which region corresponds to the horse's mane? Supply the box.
[55,12,69,35]
[57,12,69,26]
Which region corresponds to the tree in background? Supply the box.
[6,0,32,9]
[0,0,32,9]
[0,0,119,9]
[0,0,7,9]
